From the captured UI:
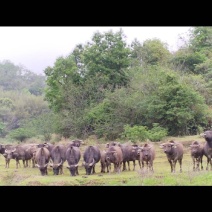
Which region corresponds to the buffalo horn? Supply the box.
[44,163,48,168]
[35,164,40,168]
[89,158,95,166]
[57,159,63,167]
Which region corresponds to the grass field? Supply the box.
[0,135,211,186]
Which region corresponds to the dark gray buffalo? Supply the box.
[67,139,84,148]
[160,140,184,173]
[66,146,81,176]
[82,145,101,175]
[35,147,50,176]
[49,144,67,175]
[37,142,54,153]
[139,143,155,172]
[202,130,212,170]
[189,141,204,171]
[105,145,123,174]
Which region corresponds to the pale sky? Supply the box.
[0,26,192,75]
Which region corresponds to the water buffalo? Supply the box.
[67,139,84,148]
[100,149,110,173]
[189,141,204,171]
[66,146,81,176]
[105,141,119,148]
[0,144,14,168]
[49,144,67,175]
[24,145,39,168]
[37,142,54,153]
[106,142,140,171]
[35,147,50,176]
[82,145,101,175]
[131,144,141,169]
[116,143,141,171]
[160,140,184,173]
[105,145,123,174]
[202,130,212,170]
[4,143,37,169]
[139,143,155,172]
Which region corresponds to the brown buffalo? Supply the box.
[202,130,212,170]
[0,144,15,168]
[4,143,38,169]
[106,142,140,171]
[139,143,155,172]
[100,149,110,173]
[105,145,123,174]
[160,140,184,173]
[189,141,204,171]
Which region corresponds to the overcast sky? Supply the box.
[0,27,192,75]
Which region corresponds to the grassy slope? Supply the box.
[0,135,211,186]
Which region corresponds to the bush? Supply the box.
[147,123,168,142]
[122,123,168,143]
[9,128,35,142]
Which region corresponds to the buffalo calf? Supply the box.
[189,141,204,171]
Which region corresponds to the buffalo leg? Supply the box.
[200,156,203,170]
[118,162,121,174]
[168,159,173,172]
[127,161,130,171]
[133,160,136,171]
[60,165,64,175]
[16,159,20,169]
[142,160,145,170]
[192,157,195,171]
[122,161,126,171]
[76,166,79,175]
[149,161,154,172]
[92,165,96,174]
[178,159,182,172]
[138,159,141,169]
[196,158,200,171]
[206,157,210,170]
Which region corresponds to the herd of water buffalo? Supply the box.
[0,130,212,176]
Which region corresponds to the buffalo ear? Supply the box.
[112,152,117,156]
[159,144,164,148]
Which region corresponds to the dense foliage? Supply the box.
[2,27,212,142]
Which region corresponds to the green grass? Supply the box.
[0,135,211,186]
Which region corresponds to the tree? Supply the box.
[83,29,131,90]
[189,27,212,53]
[143,72,208,135]
[0,60,46,94]
[132,38,171,67]
[9,128,34,142]
[22,111,59,141]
